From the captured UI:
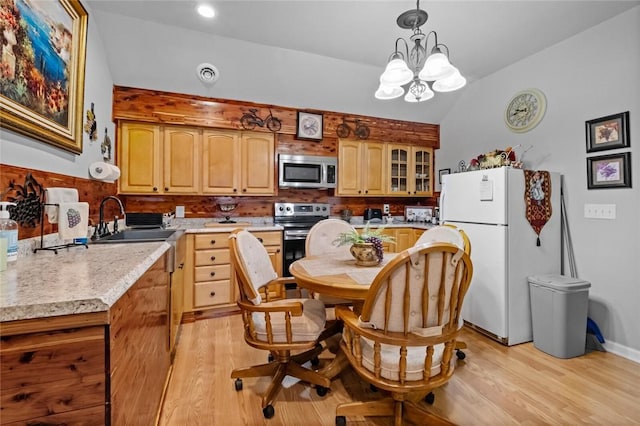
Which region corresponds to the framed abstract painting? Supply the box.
[587,152,632,189]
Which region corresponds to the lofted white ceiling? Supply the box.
[87,0,639,123]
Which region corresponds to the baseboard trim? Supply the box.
[603,340,640,364]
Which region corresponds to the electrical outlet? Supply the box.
[383,204,390,214]
[175,205,185,218]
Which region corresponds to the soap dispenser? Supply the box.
[0,202,18,262]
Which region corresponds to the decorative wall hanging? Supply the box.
[84,102,97,141]
[240,108,281,132]
[4,173,44,228]
[524,170,552,246]
[335,117,369,140]
[0,0,88,154]
[585,111,630,153]
[297,111,324,141]
[101,127,112,160]
[587,152,632,189]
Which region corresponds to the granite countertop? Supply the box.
[0,242,171,322]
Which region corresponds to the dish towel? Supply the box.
[45,188,79,224]
[58,202,89,240]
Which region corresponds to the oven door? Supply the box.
[281,228,310,277]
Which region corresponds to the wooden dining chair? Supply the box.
[415,224,471,360]
[229,229,339,419]
[305,218,356,307]
[335,242,473,425]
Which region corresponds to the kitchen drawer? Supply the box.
[195,264,230,283]
[195,233,231,250]
[194,248,230,266]
[251,231,281,246]
[194,281,232,307]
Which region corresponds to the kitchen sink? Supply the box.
[92,228,178,243]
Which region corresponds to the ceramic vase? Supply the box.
[350,242,380,266]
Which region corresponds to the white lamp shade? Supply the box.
[380,58,413,86]
[432,67,467,92]
[375,84,405,100]
[418,52,455,81]
[404,82,434,102]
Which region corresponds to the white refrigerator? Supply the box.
[440,167,561,345]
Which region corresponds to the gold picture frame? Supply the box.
[0,0,88,154]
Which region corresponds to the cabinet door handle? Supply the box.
[257,237,263,243]
[358,190,361,194]
[210,239,216,245]
[210,291,216,297]
[210,271,216,277]
[242,188,247,192]
[233,188,237,192]
[276,249,280,253]
[210,256,216,261]
[165,187,169,191]
[365,190,369,194]
[153,187,158,192]
[178,263,184,269]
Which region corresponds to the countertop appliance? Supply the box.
[363,208,383,222]
[278,154,337,189]
[274,202,330,276]
[440,167,561,345]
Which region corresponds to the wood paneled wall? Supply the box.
[114,86,440,219]
[0,164,118,239]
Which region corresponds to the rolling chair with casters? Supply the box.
[228,229,340,419]
[415,224,472,361]
[335,242,473,425]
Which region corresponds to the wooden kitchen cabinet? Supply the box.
[387,144,434,196]
[183,230,283,317]
[337,139,386,196]
[0,255,171,426]
[118,122,200,194]
[202,130,275,196]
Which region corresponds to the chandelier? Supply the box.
[375,0,466,103]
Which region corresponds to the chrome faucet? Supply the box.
[93,196,125,239]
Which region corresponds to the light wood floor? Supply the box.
[159,314,640,425]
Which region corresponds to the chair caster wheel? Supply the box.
[316,386,328,397]
[263,404,275,419]
[268,353,275,362]
[425,392,435,405]
[311,356,320,366]
[456,349,466,360]
[336,415,346,426]
[234,378,243,391]
[370,384,378,392]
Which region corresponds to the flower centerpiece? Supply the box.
[332,222,395,266]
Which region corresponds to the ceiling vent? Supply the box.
[197,63,219,85]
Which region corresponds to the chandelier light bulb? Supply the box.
[380,58,413,87]
[197,4,215,18]
[433,67,467,92]
[375,84,405,100]
[419,51,455,81]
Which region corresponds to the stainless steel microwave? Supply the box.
[278,154,337,189]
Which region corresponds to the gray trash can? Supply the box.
[528,275,591,359]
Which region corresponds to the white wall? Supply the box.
[0,2,115,178]
[438,7,640,357]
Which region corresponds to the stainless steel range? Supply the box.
[274,202,330,276]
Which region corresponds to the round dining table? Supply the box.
[289,251,397,313]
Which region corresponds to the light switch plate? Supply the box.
[584,203,616,219]
[175,205,185,218]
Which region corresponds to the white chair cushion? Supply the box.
[306,218,356,257]
[415,226,465,249]
[252,298,326,343]
[357,336,446,381]
[235,231,278,305]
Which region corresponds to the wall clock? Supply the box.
[296,111,323,141]
[504,89,547,133]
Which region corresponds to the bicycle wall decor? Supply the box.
[240,108,282,132]
[336,117,370,140]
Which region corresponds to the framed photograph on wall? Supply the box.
[587,152,632,189]
[586,111,630,153]
[438,168,451,184]
[0,0,88,154]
